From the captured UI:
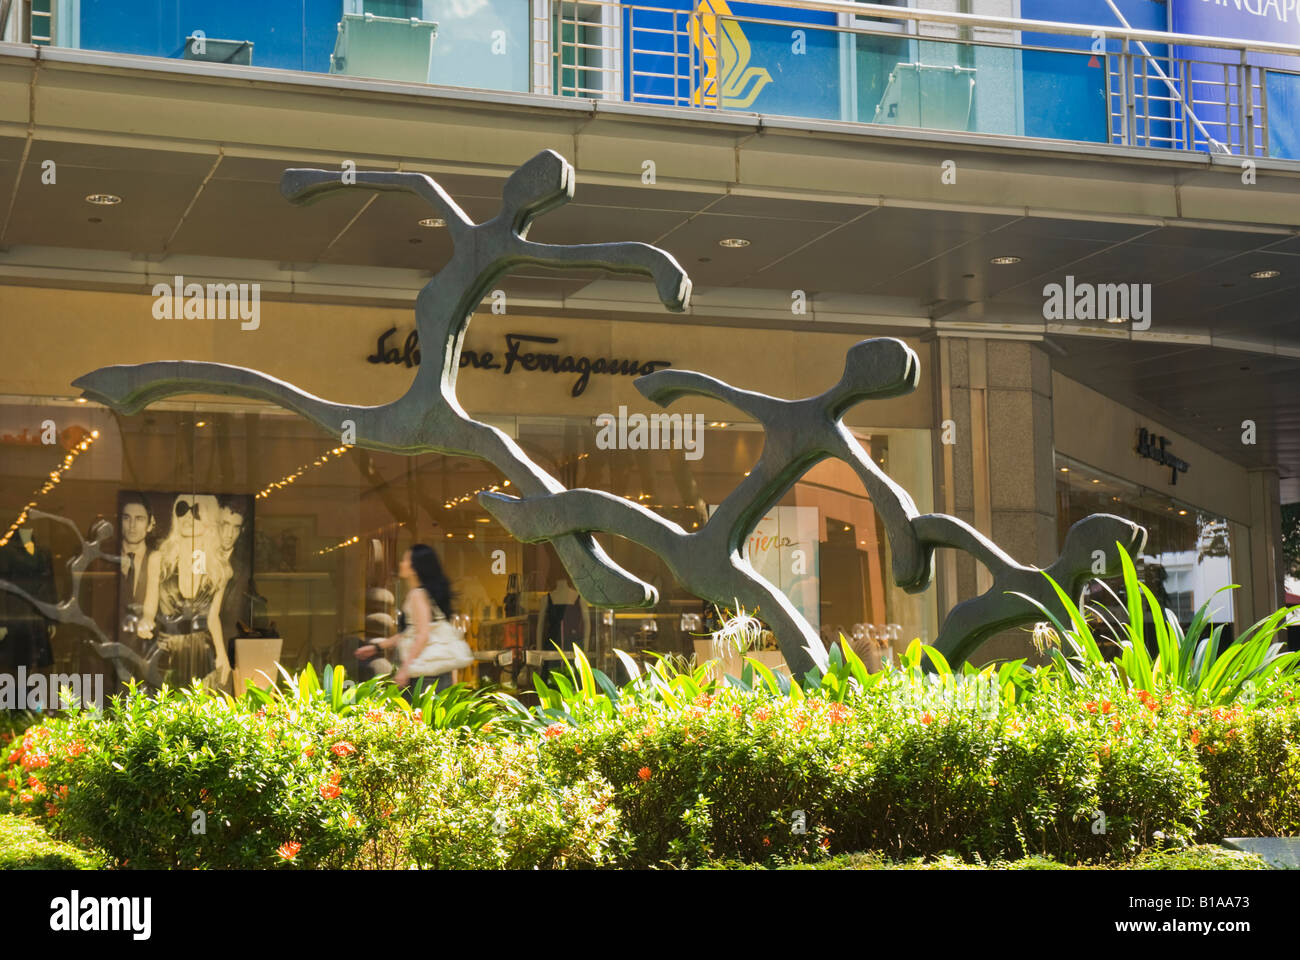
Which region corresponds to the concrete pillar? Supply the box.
[931,335,1057,664]
[1246,466,1285,628]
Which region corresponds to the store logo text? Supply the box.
[367,328,672,398]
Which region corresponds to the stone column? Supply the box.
[1245,466,1285,628]
[930,335,1057,664]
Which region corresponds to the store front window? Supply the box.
[0,393,936,695]
[1055,453,1235,640]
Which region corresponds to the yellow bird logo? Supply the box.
[691,0,772,109]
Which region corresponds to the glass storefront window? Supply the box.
[0,391,935,696]
[1055,453,1236,642]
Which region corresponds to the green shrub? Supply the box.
[1,684,621,870]
[539,674,1208,867]
[3,687,364,868]
[1195,699,1300,839]
[336,712,623,869]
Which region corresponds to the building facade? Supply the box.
[1,0,1296,693]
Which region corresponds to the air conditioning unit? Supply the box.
[873,62,977,132]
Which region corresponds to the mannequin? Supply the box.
[0,527,56,675]
[536,578,590,654]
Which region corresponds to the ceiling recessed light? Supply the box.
[1059,466,1069,473]
[195,420,207,428]
[990,256,1021,265]
[1251,269,1281,280]
[1091,478,1100,484]
[719,238,750,248]
[418,217,445,228]
[1178,509,1188,516]
[476,517,490,523]
[85,193,121,206]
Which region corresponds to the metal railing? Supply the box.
[529,0,1300,158]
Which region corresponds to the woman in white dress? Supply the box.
[356,543,456,694]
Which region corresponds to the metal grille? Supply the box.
[535,0,622,99]
[1107,49,1270,156]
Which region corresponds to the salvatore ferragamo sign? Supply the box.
[366,327,671,398]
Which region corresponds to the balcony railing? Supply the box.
[5,0,1300,159]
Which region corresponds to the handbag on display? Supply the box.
[399,606,474,677]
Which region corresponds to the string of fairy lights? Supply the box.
[443,478,510,509]
[255,443,354,500]
[0,429,101,548]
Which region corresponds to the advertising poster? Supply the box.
[117,491,254,688]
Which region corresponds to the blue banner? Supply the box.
[1171,0,1300,155]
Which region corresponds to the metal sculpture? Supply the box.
[74,150,691,612]
[912,512,1147,666]
[66,150,1149,677]
[0,511,164,686]
[481,337,932,676]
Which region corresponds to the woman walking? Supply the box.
[357,543,457,695]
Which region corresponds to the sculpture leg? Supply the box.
[480,490,827,678]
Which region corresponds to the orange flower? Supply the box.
[329,769,342,786]
[1112,719,1123,732]
[921,712,934,725]
[64,740,87,758]
[762,836,771,847]
[330,741,356,758]
[827,703,851,724]
[21,751,49,770]
[44,802,58,818]
[637,766,652,781]
[18,793,33,803]
[276,841,302,861]
[303,746,315,758]
[1190,729,1200,746]
[1099,700,1113,714]
[730,705,743,720]
[364,710,386,723]
[754,707,771,722]
[320,783,341,800]
[542,723,568,739]
[1084,702,1098,714]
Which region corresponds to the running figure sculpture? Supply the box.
[482,337,932,676]
[75,150,691,612]
[482,337,1148,675]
